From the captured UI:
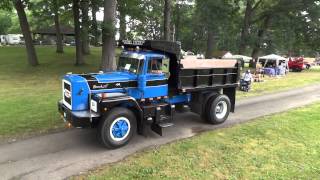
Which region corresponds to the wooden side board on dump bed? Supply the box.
[178,57,240,91]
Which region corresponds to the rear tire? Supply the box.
[97,107,137,149]
[205,95,231,124]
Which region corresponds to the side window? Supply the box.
[148,58,163,74]
[148,58,170,78]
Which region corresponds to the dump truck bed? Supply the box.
[178,58,240,92]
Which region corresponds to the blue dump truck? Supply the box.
[58,40,240,148]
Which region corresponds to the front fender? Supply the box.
[92,95,144,134]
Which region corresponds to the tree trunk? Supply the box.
[251,15,271,60]
[81,0,90,55]
[118,0,126,40]
[53,0,64,53]
[175,3,180,41]
[13,0,39,66]
[73,0,84,65]
[163,0,172,41]
[205,30,215,59]
[91,0,99,46]
[238,0,253,54]
[101,0,116,71]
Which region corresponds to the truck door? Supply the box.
[143,57,170,98]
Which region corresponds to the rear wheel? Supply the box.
[205,95,231,124]
[97,107,137,149]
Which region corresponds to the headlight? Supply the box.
[90,100,98,112]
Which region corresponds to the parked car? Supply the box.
[288,57,306,72]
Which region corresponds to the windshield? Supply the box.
[117,56,142,74]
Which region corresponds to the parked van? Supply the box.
[4,34,23,45]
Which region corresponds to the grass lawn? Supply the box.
[80,102,320,180]
[0,46,103,139]
[0,46,319,139]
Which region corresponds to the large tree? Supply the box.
[101,0,117,71]
[91,0,100,46]
[13,0,39,66]
[130,0,164,40]
[238,0,262,54]
[80,0,90,54]
[73,0,84,65]
[118,0,127,40]
[196,0,236,58]
[117,0,141,40]
[249,0,313,58]
[53,0,64,53]
[30,0,65,53]
[163,0,172,40]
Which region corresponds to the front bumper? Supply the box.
[58,100,99,128]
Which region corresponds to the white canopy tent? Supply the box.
[258,54,287,61]
[258,54,288,68]
[258,54,288,75]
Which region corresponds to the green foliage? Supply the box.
[2,0,320,56]
[0,10,12,34]
[127,0,164,40]
[190,0,240,53]
[29,0,73,31]
[7,13,21,33]
[0,0,12,11]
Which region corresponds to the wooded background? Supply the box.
[0,0,319,70]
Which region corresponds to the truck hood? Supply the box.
[76,71,138,91]
[62,71,137,111]
[91,71,136,83]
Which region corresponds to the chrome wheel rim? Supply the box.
[215,101,227,119]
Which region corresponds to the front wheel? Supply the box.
[205,95,231,124]
[97,107,137,149]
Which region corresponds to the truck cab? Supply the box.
[58,40,240,149]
